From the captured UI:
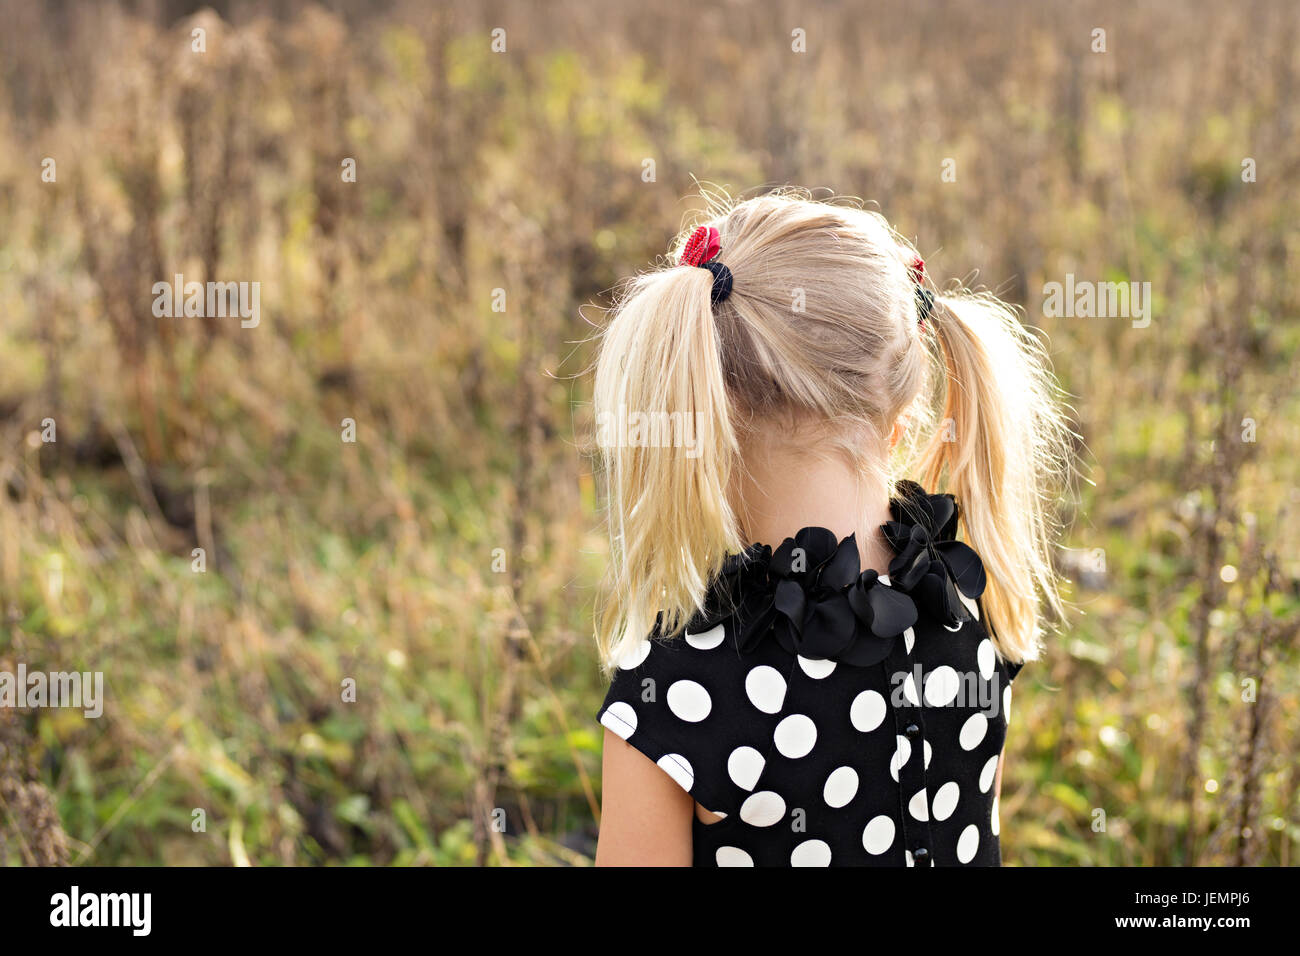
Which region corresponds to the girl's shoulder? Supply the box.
[596,617,800,817]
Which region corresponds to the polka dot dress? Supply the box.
[596,482,1025,867]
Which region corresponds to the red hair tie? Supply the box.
[909,255,926,285]
[681,226,722,267]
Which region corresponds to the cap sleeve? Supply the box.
[595,621,786,818]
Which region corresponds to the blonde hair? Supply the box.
[593,190,1071,673]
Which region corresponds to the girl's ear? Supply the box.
[889,418,905,450]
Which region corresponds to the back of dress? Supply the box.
[596,481,1024,867]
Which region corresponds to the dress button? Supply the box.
[905,723,921,739]
[913,847,930,864]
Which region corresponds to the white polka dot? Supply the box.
[890,735,912,782]
[931,781,960,821]
[599,701,637,739]
[616,639,651,669]
[850,689,887,733]
[977,639,995,680]
[960,592,981,620]
[902,672,920,706]
[739,790,786,827]
[923,738,932,769]
[798,655,836,679]
[790,839,832,867]
[656,754,693,792]
[685,624,725,650]
[905,849,915,867]
[727,746,765,791]
[957,823,980,863]
[979,754,1000,792]
[666,680,711,722]
[908,788,929,821]
[823,766,859,808]
[774,714,817,758]
[944,621,963,633]
[991,795,1001,836]
[903,625,915,653]
[878,573,892,586]
[924,665,961,706]
[716,846,754,867]
[960,713,989,750]
[745,665,786,714]
[862,814,896,855]
[1003,685,1012,723]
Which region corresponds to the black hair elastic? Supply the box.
[915,287,935,325]
[909,255,934,328]
[703,261,734,305]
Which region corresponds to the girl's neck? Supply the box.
[731,434,896,574]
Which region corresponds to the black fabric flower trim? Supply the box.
[683,481,986,666]
[689,543,775,642]
[882,480,987,628]
[684,533,914,667]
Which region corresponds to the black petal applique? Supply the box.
[883,482,987,628]
[771,532,861,659]
[841,568,918,666]
[688,543,774,652]
[679,481,986,665]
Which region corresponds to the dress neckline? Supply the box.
[684,481,988,666]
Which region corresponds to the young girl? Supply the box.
[591,191,1070,866]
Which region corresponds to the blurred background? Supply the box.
[0,0,1297,866]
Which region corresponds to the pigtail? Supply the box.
[593,261,743,674]
[916,293,1071,664]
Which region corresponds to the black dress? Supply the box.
[596,481,1025,867]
